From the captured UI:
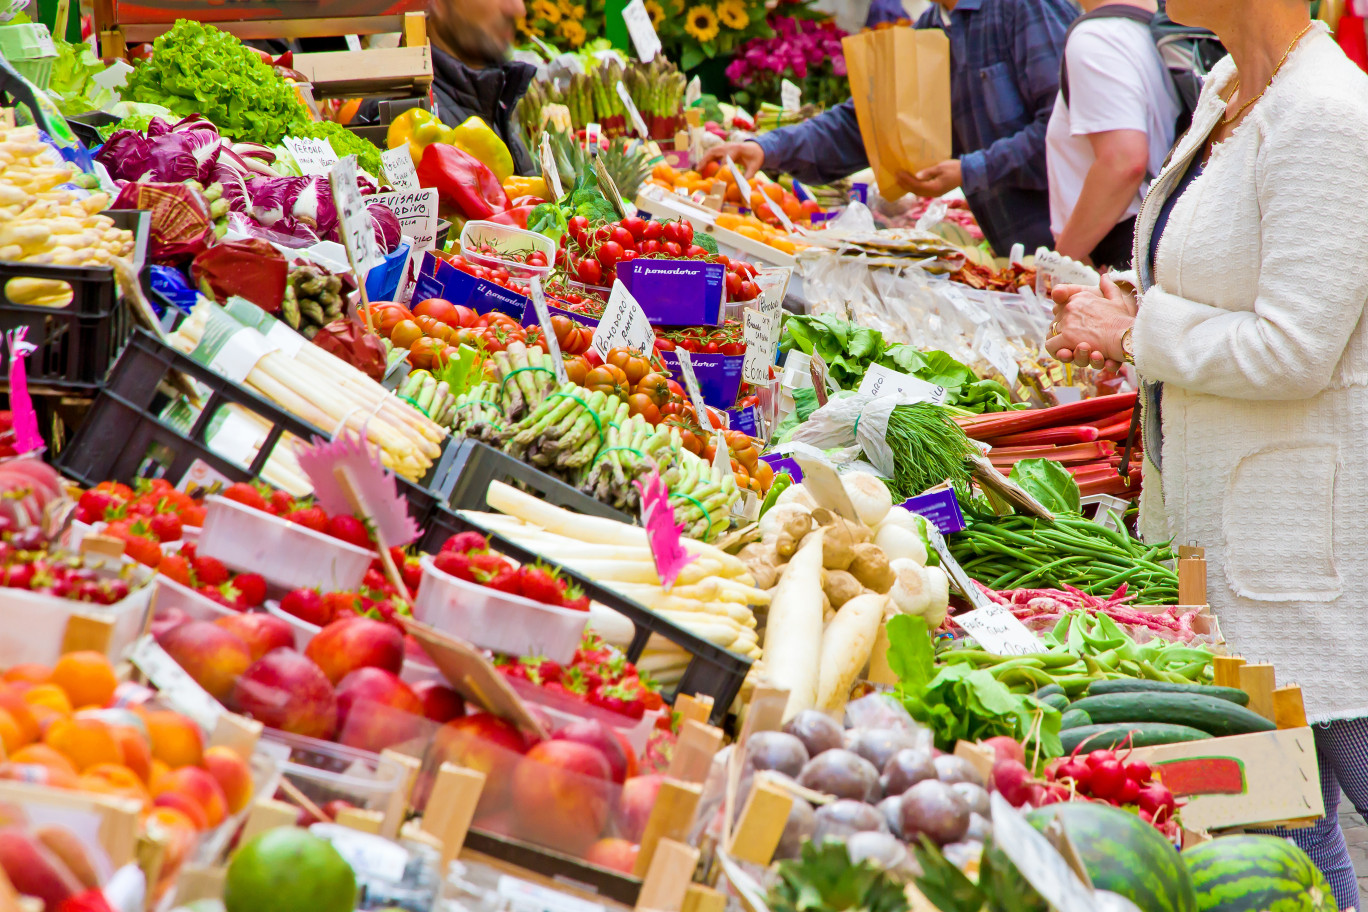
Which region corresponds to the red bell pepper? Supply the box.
[416,144,508,221]
[488,205,536,229]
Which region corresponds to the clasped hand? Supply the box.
[1045,275,1138,372]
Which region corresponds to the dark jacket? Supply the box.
[429,48,536,176]
[359,48,537,176]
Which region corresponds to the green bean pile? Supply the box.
[950,514,1179,604]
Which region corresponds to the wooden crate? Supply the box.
[292,43,432,98]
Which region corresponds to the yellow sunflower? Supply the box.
[570,4,585,17]
[716,0,748,29]
[684,5,720,41]
[531,0,561,22]
[558,18,587,46]
[644,0,665,26]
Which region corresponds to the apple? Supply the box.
[552,719,630,784]
[586,837,638,874]
[511,740,613,854]
[615,774,664,843]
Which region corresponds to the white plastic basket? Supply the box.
[0,581,153,668]
[459,220,556,278]
[196,495,373,593]
[263,600,321,651]
[412,555,588,662]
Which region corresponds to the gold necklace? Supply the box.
[1222,21,1315,126]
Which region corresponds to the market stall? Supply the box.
[0,7,1350,911]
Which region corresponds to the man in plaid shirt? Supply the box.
[705,0,1076,256]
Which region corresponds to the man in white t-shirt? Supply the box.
[1047,0,1181,268]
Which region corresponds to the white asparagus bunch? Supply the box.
[172,302,447,481]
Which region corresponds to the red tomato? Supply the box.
[686,245,708,258]
[664,241,682,257]
[640,240,661,256]
[663,221,683,245]
[577,257,603,285]
[721,341,745,356]
[627,393,661,424]
[740,280,759,300]
[725,271,743,298]
[620,216,647,240]
[597,242,625,268]
[413,298,460,326]
[452,304,477,327]
[676,220,694,247]
[609,226,635,249]
[643,220,664,241]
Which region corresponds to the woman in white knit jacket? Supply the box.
[1046,0,1368,905]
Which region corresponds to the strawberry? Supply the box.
[362,568,389,591]
[222,482,269,512]
[182,503,207,527]
[322,590,364,620]
[470,552,518,594]
[517,562,562,605]
[559,580,590,612]
[148,511,183,543]
[287,506,330,533]
[179,541,197,559]
[126,495,159,518]
[199,584,231,608]
[281,588,329,625]
[93,481,133,500]
[2,562,35,589]
[191,555,230,586]
[269,489,297,516]
[401,556,422,592]
[433,550,475,581]
[589,682,646,719]
[159,553,196,587]
[76,489,117,525]
[327,514,372,548]
[109,519,162,568]
[561,666,590,696]
[441,531,489,554]
[520,656,561,685]
[234,572,267,608]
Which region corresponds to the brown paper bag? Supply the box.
[840,26,952,200]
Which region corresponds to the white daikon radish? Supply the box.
[841,472,893,527]
[775,483,818,511]
[762,529,826,720]
[873,522,928,566]
[817,593,888,711]
[924,566,950,628]
[887,558,932,618]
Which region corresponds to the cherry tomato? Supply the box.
[720,341,746,356]
[597,241,625,268]
[527,251,548,267]
[664,241,682,257]
[663,221,683,245]
[740,280,759,300]
[715,254,730,268]
[640,239,661,256]
[620,249,639,262]
[653,337,676,352]
[610,226,635,249]
[675,220,694,247]
[577,257,603,285]
[725,271,743,299]
[643,220,664,241]
[620,216,648,240]
[686,245,708,259]
[705,340,720,354]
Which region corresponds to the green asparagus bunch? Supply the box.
[280,262,345,337]
[488,341,558,421]
[186,180,230,238]
[579,414,678,512]
[447,381,506,440]
[395,369,455,425]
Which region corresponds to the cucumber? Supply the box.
[1085,679,1250,706]
[1033,684,1065,700]
[1061,723,1212,754]
[1067,692,1276,738]
[1041,693,1070,712]
[1060,708,1092,730]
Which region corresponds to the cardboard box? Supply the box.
[1130,727,1322,831]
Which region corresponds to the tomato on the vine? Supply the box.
[643,220,664,241]
[725,272,743,299]
[626,393,660,424]
[606,348,653,385]
[635,372,672,405]
[653,337,676,352]
[609,226,635,249]
[597,242,625,268]
[620,216,647,240]
[640,240,662,256]
[720,341,745,356]
[577,258,603,285]
[584,364,631,398]
[664,241,682,257]
[740,281,759,300]
[686,245,708,259]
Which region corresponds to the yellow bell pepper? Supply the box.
[386,108,452,165]
[448,116,514,184]
[503,175,548,201]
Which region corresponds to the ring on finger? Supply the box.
[1050,321,1059,336]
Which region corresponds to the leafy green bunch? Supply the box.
[124,20,308,145]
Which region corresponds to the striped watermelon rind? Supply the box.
[1184,835,1338,912]
[1026,803,1198,912]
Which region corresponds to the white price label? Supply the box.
[331,155,385,275]
[207,326,277,384]
[742,308,777,384]
[207,408,264,466]
[128,637,223,731]
[753,265,791,332]
[857,363,948,404]
[498,876,606,912]
[539,133,564,200]
[91,59,133,92]
[725,156,753,206]
[621,0,662,62]
[954,603,1044,656]
[591,280,656,359]
[1033,248,1101,286]
[780,78,801,112]
[616,80,650,139]
[530,277,568,384]
[284,136,340,176]
[344,33,362,51]
[675,348,713,430]
[372,187,439,254]
[712,427,729,477]
[976,330,1020,387]
[380,145,419,190]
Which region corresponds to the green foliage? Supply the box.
[291,121,383,179]
[769,842,910,912]
[886,615,1062,756]
[44,38,114,116]
[124,20,307,144]
[1008,459,1081,515]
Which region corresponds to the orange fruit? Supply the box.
[111,725,152,782]
[0,710,25,753]
[44,717,123,771]
[140,710,203,769]
[80,763,149,806]
[0,688,38,744]
[10,743,78,776]
[148,759,171,793]
[23,683,73,717]
[3,663,51,684]
[50,652,118,710]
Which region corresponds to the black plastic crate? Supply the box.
[56,329,327,489]
[419,505,751,726]
[0,210,150,393]
[429,439,634,526]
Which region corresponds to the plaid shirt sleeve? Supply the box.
[753,100,870,186]
[959,1,1070,198]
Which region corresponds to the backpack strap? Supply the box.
[1060,5,1157,107]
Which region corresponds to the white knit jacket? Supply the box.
[1132,26,1368,721]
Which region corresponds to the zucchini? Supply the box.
[1067,692,1276,738]
[1033,684,1065,700]
[1085,679,1250,706]
[1041,693,1070,712]
[1060,708,1092,730]
[1060,723,1212,754]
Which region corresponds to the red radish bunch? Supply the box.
[990,735,1180,839]
[432,532,589,611]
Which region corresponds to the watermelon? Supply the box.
[1184,835,1337,911]
[1027,803,1198,912]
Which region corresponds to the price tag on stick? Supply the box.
[616,81,651,139]
[372,188,439,255]
[591,280,655,359]
[724,155,753,207]
[675,348,713,430]
[530,277,569,384]
[780,79,801,112]
[742,308,776,384]
[539,133,564,200]
[285,136,340,176]
[381,146,419,190]
[330,155,384,319]
[621,0,663,62]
